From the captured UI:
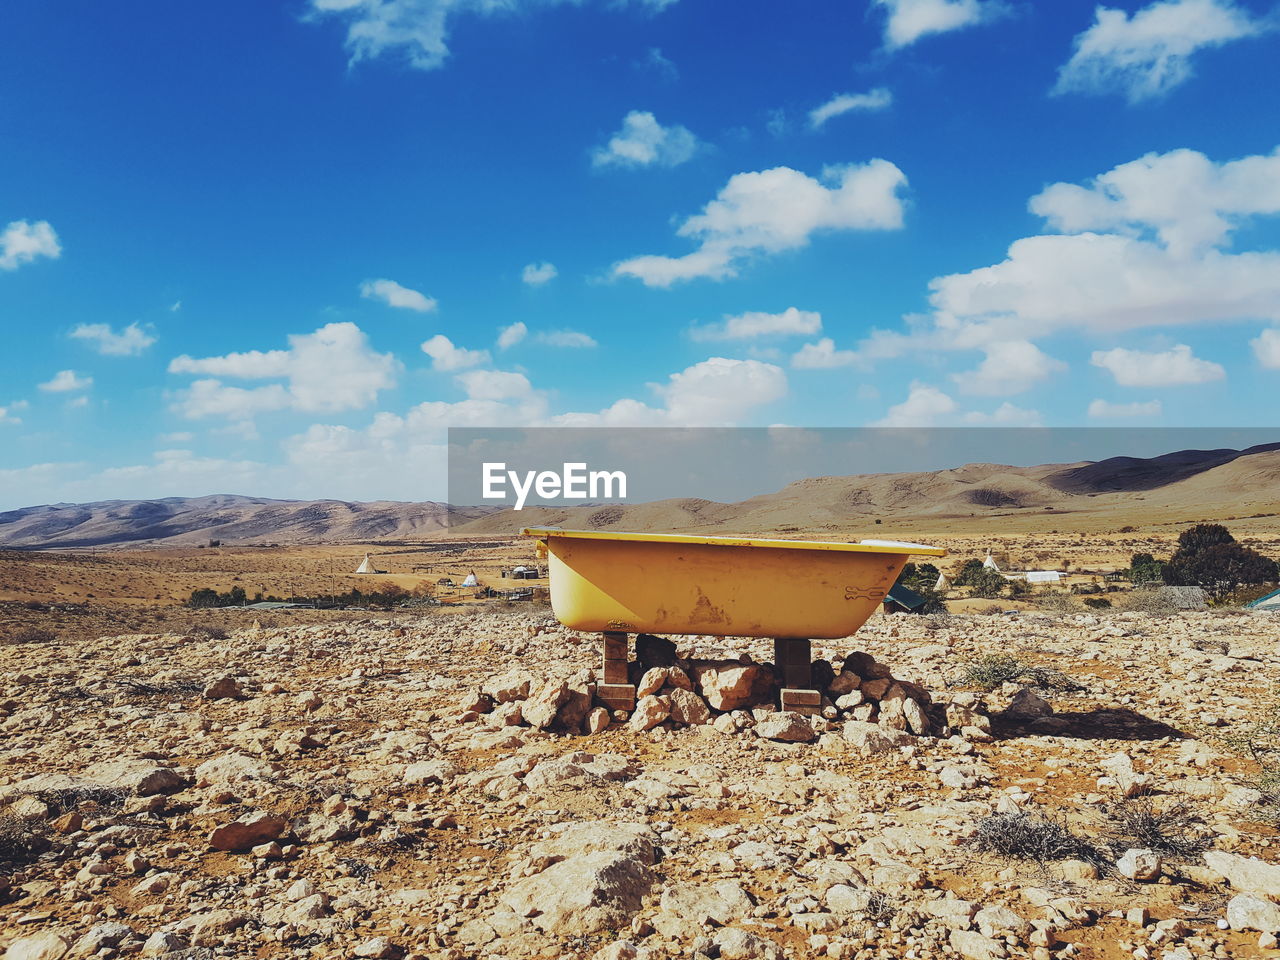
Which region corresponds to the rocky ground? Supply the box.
[4,607,1280,960]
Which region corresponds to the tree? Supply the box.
[188,588,221,608]
[897,562,940,592]
[1128,552,1164,584]
[1165,542,1278,600]
[954,559,987,586]
[1162,522,1279,601]
[1176,523,1235,555]
[969,568,1007,599]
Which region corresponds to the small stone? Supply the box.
[201,674,244,700]
[754,712,816,742]
[1003,688,1052,721]
[1116,848,1161,882]
[208,812,287,852]
[586,706,610,734]
[353,936,398,958]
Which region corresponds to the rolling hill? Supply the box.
[2,442,1278,548]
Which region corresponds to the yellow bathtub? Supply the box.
[522,528,945,639]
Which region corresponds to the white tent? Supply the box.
[461,571,478,587]
[1025,570,1061,584]
[934,572,948,591]
[354,554,376,574]
[982,553,1000,572]
[1248,588,1280,611]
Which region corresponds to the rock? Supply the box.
[592,942,640,960]
[201,674,244,699]
[404,759,457,785]
[660,880,754,924]
[950,930,1008,960]
[500,852,654,935]
[3,933,70,960]
[629,695,670,732]
[130,872,174,896]
[861,677,893,700]
[523,679,571,729]
[194,752,274,785]
[69,923,132,956]
[1227,894,1280,934]
[902,697,931,735]
[555,684,593,732]
[692,660,773,712]
[140,933,185,956]
[1098,752,1151,797]
[1003,688,1052,722]
[1204,850,1280,900]
[842,720,911,754]
[530,821,658,864]
[82,759,185,796]
[712,928,783,960]
[1059,859,1100,882]
[586,706,610,734]
[1116,848,1161,882]
[208,812,288,851]
[753,711,815,742]
[843,652,892,680]
[829,670,861,696]
[482,670,534,703]
[352,936,398,958]
[667,688,712,726]
[636,668,668,698]
[975,905,1031,939]
[636,633,679,668]
[825,884,875,915]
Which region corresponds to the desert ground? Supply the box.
[2,521,1280,960]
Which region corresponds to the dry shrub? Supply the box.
[2,626,56,645]
[972,812,1103,865]
[1105,797,1203,857]
[1115,590,1181,616]
[0,815,51,865]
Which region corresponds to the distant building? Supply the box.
[354,554,382,574]
[883,583,928,615]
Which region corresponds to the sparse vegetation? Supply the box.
[0,815,51,865]
[1083,596,1112,609]
[1105,797,1204,858]
[972,812,1103,865]
[963,654,1083,693]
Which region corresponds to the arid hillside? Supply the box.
[0,496,495,550]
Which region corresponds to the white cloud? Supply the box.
[691,307,822,342]
[1,220,61,271]
[1253,328,1280,369]
[170,300,182,312]
[556,357,787,427]
[0,405,21,425]
[159,431,195,443]
[592,111,699,169]
[308,0,676,71]
[521,262,557,285]
[961,402,1044,426]
[169,322,399,418]
[1090,343,1224,386]
[808,88,892,129]
[873,381,957,427]
[421,334,490,371]
[907,147,1280,351]
[1054,0,1267,103]
[360,277,437,312]
[69,322,156,356]
[872,0,1003,49]
[456,369,536,401]
[1029,146,1280,258]
[951,340,1065,396]
[791,338,863,370]
[613,160,908,286]
[1088,398,1163,418]
[497,322,527,349]
[39,370,92,393]
[639,47,678,81]
[537,329,597,348]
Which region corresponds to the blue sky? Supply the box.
[2,0,1279,507]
